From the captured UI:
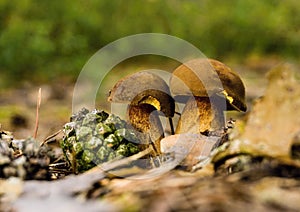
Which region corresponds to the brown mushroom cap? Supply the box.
[108,71,175,117]
[170,58,247,112]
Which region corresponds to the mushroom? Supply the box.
[170,58,247,135]
[108,71,175,154]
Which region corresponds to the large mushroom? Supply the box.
[170,58,247,135]
[108,71,175,154]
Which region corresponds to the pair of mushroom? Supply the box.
[108,58,247,155]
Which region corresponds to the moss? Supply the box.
[61,108,141,173]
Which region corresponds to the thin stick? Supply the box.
[33,88,42,139]
[40,129,62,146]
[100,147,153,171]
[169,117,175,135]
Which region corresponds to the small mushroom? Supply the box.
[108,71,175,154]
[170,58,247,135]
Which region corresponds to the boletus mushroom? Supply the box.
[170,58,247,135]
[108,71,175,155]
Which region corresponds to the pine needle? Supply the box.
[33,88,42,139]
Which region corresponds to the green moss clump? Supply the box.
[61,108,140,173]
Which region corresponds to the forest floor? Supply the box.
[1,57,300,211]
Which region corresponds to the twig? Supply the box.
[174,111,181,115]
[40,129,63,146]
[33,88,42,139]
[169,117,175,135]
[97,146,153,172]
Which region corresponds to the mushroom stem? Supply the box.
[128,104,164,155]
[175,96,225,135]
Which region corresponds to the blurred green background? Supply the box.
[1,0,300,88]
[1,0,300,139]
